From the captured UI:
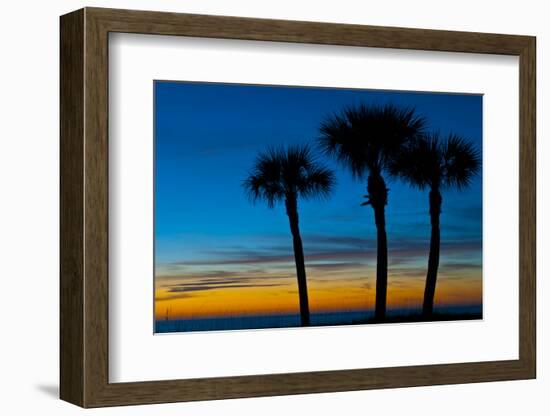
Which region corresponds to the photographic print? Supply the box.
[154,81,482,333]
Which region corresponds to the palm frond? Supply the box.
[391,132,481,192]
[299,164,336,200]
[243,144,335,207]
[242,147,285,208]
[318,103,426,179]
[319,111,367,177]
[390,132,442,190]
[441,133,481,190]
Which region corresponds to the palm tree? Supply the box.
[390,132,481,317]
[319,104,426,321]
[243,144,335,326]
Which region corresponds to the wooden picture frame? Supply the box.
[60,7,536,408]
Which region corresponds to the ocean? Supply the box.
[155,304,482,333]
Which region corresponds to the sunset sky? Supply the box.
[154,81,482,323]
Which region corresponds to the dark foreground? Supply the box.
[155,305,482,333]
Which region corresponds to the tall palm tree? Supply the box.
[319,104,426,321]
[390,132,481,317]
[243,144,335,326]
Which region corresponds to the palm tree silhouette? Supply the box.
[390,132,481,317]
[243,144,335,326]
[319,104,426,321]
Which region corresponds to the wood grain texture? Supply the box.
[59,7,537,408]
[518,38,536,375]
[89,7,532,54]
[83,10,110,406]
[59,8,84,407]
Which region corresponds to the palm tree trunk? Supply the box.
[285,196,310,326]
[423,188,442,317]
[368,173,389,321]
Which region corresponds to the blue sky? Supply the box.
[154,81,482,317]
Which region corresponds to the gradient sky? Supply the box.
[154,81,482,320]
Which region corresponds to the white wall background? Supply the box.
[0,0,545,414]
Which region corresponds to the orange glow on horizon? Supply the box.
[155,269,482,320]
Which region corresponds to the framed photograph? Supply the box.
[60,7,536,407]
